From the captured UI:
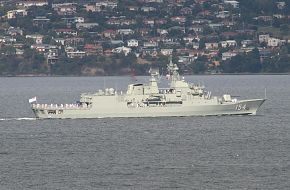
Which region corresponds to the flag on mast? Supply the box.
[29,97,37,103]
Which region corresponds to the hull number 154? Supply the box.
[235,104,248,111]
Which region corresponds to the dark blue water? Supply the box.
[0,76,289,189]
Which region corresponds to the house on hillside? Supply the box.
[64,37,84,46]
[222,51,237,60]
[141,6,157,12]
[241,40,254,47]
[205,42,219,50]
[84,4,97,12]
[84,44,103,55]
[102,30,117,39]
[160,49,173,56]
[95,1,118,10]
[30,44,58,53]
[127,39,139,47]
[16,1,48,7]
[143,41,158,48]
[117,29,134,35]
[112,46,132,56]
[223,0,239,8]
[7,27,23,36]
[26,34,44,44]
[220,40,237,48]
[7,10,27,19]
[33,17,50,27]
[67,51,86,58]
[259,34,270,43]
[267,38,281,47]
[76,23,99,30]
[55,29,77,36]
[54,4,77,15]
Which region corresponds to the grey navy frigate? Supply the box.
[30,59,266,119]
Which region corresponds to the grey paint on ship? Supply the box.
[30,60,266,119]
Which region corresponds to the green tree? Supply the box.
[221,48,262,73]
[0,45,16,55]
[0,55,21,74]
[191,61,207,74]
[243,48,261,72]
[280,24,289,35]
[51,56,82,75]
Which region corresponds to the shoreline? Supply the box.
[0,73,290,77]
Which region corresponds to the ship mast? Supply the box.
[167,56,180,83]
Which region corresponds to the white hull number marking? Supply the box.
[236,104,248,111]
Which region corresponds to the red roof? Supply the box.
[55,28,73,32]
[84,44,102,49]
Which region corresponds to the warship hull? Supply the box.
[32,98,265,119]
[30,58,266,119]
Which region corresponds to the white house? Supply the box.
[192,42,200,49]
[220,40,237,48]
[117,29,134,35]
[277,1,286,9]
[224,0,239,8]
[0,36,16,43]
[54,5,77,15]
[216,11,230,19]
[7,27,23,36]
[67,51,86,58]
[95,1,118,9]
[160,49,173,56]
[157,29,168,36]
[16,0,48,7]
[76,23,98,29]
[26,34,44,44]
[241,40,254,47]
[259,34,270,43]
[141,6,156,12]
[7,9,27,19]
[127,39,138,47]
[53,38,65,45]
[112,46,132,56]
[30,44,58,53]
[52,3,77,8]
[178,56,194,64]
[65,46,75,52]
[74,17,85,23]
[143,41,158,48]
[268,38,281,47]
[144,0,163,3]
[222,52,237,60]
[183,36,196,43]
[189,26,203,33]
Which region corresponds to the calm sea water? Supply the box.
[0,75,289,189]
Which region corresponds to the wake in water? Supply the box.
[0,117,37,121]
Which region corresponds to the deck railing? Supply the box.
[31,103,92,110]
